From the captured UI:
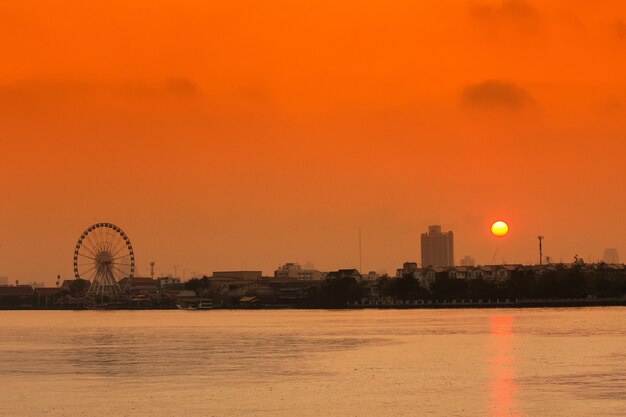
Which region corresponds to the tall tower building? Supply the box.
[602,248,620,264]
[421,225,454,267]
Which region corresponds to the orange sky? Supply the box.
[1,0,625,283]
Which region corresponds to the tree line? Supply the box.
[316,261,626,307]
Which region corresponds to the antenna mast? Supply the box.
[538,236,544,265]
[359,227,362,272]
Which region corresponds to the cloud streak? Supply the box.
[120,78,200,99]
[462,80,536,111]
[614,20,626,41]
[0,78,201,103]
[469,0,541,33]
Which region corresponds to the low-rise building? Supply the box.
[60,279,91,296]
[325,269,362,281]
[157,276,181,287]
[0,285,34,308]
[274,263,325,280]
[213,271,263,280]
[227,280,318,306]
[396,262,419,278]
[118,277,160,294]
[34,287,67,306]
[363,271,380,281]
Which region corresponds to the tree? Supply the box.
[184,276,211,295]
[430,275,467,300]
[318,277,363,308]
[388,272,428,300]
[67,279,90,296]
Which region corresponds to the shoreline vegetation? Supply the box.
[1,259,625,311]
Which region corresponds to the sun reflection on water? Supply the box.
[489,316,521,417]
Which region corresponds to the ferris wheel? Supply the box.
[73,223,135,298]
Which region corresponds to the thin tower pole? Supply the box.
[359,227,362,272]
[538,236,544,266]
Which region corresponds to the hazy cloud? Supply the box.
[0,80,92,100]
[118,77,199,99]
[614,20,626,41]
[462,80,536,110]
[469,0,541,33]
[239,85,269,102]
[0,78,200,103]
[600,97,623,114]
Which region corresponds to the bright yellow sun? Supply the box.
[491,221,509,237]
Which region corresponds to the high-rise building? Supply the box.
[421,225,454,267]
[0,276,7,286]
[602,248,620,264]
[460,256,476,266]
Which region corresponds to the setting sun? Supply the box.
[491,221,509,237]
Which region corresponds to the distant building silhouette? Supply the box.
[602,248,620,264]
[421,225,454,267]
[364,271,380,281]
[0,276,8,286]
[460,256,476,266]
[274,263,324,280]
[325,269,362,281]
[157,276,181,287]
[396,262,419,278]
[212,271,262,280]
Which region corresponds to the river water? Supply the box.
[0,308,624,417]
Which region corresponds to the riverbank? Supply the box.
[1,297,626,310]
[348,297,626,309]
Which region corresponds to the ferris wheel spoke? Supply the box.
[111,265,130,278]
[102,228,114,253]
[78,265,98,278]
[78,267,98,277]
[107,228,119,253]
[77,253,96,261]
[113,242,128,257]
[95,229,109,253]
[97,229,107,253]
[101,233,112,254]
[78,265,97,273]
[93,228,107,253]
[88,230,101,253]
[110,238,125,257]
[112,235,131,256]
[79,247,97,259]
[112,253,131,261]
[85,234,102,256]
[107,229,120,254]
[79,237,99,257]
[112,263,131,271]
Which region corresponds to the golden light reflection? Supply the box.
[488,316,521,417]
